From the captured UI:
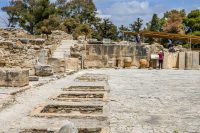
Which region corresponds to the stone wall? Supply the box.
[0,68,29,87]
[48,58,80,73]
[82,43,199,70]
[83,44,148,68]
[0,28,73,76]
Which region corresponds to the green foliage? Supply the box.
[184,9,200,33]
[14,0,57,34]
[147,14,161,44]
[118,25,130,41]
[182,43,190,48]
[164,9,186,19]
[63,17,80,34]
[56,0,97,24]
[73,24,92,40]
[130,18,143,32]
[95,19,118,41]
[189,31,200,36]
[36,15,60,38]
[150,14,160,32]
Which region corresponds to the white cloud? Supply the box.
[106,1,149,16]
[96,10,111,19]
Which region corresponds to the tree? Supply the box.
[36,15,61,38]
[164,9,186,19]
[149,14,160,32]
[1,0,23,27]
[118,25,129,41]
[73,24,92,40]
[163,11,184,34]
[147,14,160,44]
[95,19,118,41]
[130,18,143,32]
[62,17,80,34]
[56,0,97,24]
[19,0,57,34]
[184,9,200,34]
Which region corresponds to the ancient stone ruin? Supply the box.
[0,27,200,133]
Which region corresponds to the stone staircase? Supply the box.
[52,40,76,59]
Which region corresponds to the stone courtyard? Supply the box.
[0,69,199,133]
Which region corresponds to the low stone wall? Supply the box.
[48,58,80,73]
[84,44,147,68]
[0,68,29,87]
[83,44,200,70]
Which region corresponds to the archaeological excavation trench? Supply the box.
[21,128,107,133]
[52,92,106,102]
[41,105,103,114]
[63,86,106,91]
[24,74,110,133]
[76,74,108,82]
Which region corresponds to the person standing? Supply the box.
[158,50,164,69]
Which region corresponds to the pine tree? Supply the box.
[130,18,143,32]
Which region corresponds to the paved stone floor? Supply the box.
[92,69,200,133]
[0,69,200,133]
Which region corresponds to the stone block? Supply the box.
[48,58,66,73]
[29,76,39,81]
[163,52,178,69]
[192,51,200,70]
[185,51,193,70]
[65,58,80,71]
[35,65,53,76]
[178,52,185,70]
[0,68,29,87]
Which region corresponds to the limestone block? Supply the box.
[192,51,200,70]
[163,52,178,69]
[48,58,66,73]
[178,52,186,70]
[35,65,53,76]
[84,60,103,68]
[185,52,193,70]
[0,68,29,87]
[29,76,39,81]
[65,58,80,71]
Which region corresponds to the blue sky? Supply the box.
[0,0,200,27]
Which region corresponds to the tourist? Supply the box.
[158,50,164,69]
[135,34,141,44]
[168,39,175,52]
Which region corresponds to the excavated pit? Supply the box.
[20,129,53,133]
[41,105,103,115]
[58,93,104,99]
[53,93,106,102]
[64,86,105,92]
[76,74,108,82]
[21,128,105,133]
